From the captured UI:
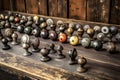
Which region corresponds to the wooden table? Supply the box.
[0,11,120,80]
[0,34,119,80]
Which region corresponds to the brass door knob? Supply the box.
[101,26,109,34]
[11,33,19,45]
[40,48,51,62]
[77,56,87,73]
[21,34,32,56]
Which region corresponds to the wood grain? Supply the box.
[0,0,2,10]
[110,0,120,25]
[0,11,120,80]
[0,69,32,80]
[26,0,39,14]
[38,0,48,15]
[9,0,16,11]
[69,0,86,20]
[0,33,119,80]
[48,0,68,17]
[16,0,26,12]
[57,0,68,18]
[87,0,110,23]
[48,0,58,17]
[0,50,85,80]
[2,0,11,10]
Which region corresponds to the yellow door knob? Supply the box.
[69,36,79,46]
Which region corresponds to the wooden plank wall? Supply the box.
[38,0,48,15]
[2,0,11,10]
[87,0,110,23]
[15,0,26,12]
[69,0,86,20]
[0,0,120,25]
[110,0,120,25]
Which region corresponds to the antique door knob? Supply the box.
[69,36,79,46]
[77,28,84,40]
[75,24,82,30]
[59,26,65,33]
[49,24,58,41]
[39,17,46,24]
[40,22,47,29]
[0,14,5,20]
[5,21,11,28]
[49,43,56,54]
[32,27,41,37]
[35,20,40,26]
[40,29,49,39]
[8,11,13,16]
[83,25,90,32]
[5,15,9,20]
[33,15,39,22]
[27,16,33,21]
[56,45,65,59]
[69,23,75,28]
[106,42,116,53]
[58,33,67,43]
[21,15,26,20]
[97,33,105,41]
[67,27,74,39]
[40,22,48,39]
[20,19,27,25]
[35,17,41,25]
[14,16,20,23]
[81,37,91,48]
[68,48,78,65]
[21,15,27,24]
[49,30,58,41]
[101,26,109,34]
[59,25,66,33]
[58,23,66,43]
[115,33,120,43]
[11,23,17,29]
[40,48,51,62]
[22,43,32,56]
[9,16,14,22]
[5,28,14,42]
[21,34,32,56]
[94,25,101,32]
[25,20,33,26]
[31,38,40,52]
[77,56,87,73]
[2,38,11,50]
[11,33,18,45]
[109,26,118,35]
[17,25,24,33]
[86,28,95,39]
[46,18,54,26]
[24,26,32,35]
[93,25,101,39]
[0,21,5,29]
[67,23,75,38]
[33,16,39,23]
[57,20,64,27]
[91,40,103,51]
[18,14,22,18]
[50,24,56,30]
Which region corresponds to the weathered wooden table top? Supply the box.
[0,11,120,80]
[0,33,119,80]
